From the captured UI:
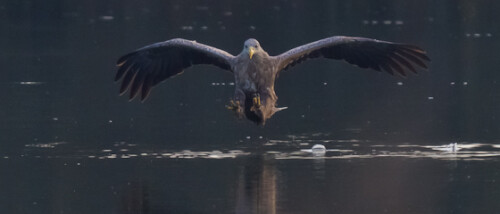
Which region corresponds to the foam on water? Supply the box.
[12,137,500,161]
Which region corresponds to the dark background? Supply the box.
[1,0,499,151]
[1,1,500,213]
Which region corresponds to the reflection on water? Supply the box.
[236,155,277,214]
[10,133,500,213]
[2,137,500,213]
[120,181,149,214]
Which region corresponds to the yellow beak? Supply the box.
[249,47,255,59]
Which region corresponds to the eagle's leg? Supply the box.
[250,93,261,112]
[227,89,245,118]
[228,89,244,110]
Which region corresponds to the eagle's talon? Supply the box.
[250,95,261,112]
[227,100,240,111]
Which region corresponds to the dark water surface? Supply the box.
[1,0,500,213]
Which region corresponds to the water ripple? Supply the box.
[13,140,500,161]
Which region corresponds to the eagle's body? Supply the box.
[231,40,282,124]
[115,36,430,125]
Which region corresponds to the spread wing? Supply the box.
[115,38,235,101]
[275,36,430,76]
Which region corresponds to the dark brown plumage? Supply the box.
[115,36,430,125]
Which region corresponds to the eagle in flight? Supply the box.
[115,36,430,125]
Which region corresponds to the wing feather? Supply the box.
[275,36,430,76]
[385,55,406,77]
[115,38,235,101]
[141,75,154,100]
[379,62,395,76]
[390,52,417,74]
[115,59,134,81]
[394,49,428,69]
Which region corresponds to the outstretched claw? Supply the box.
[226,99,240,111]
[250,95,261,112]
